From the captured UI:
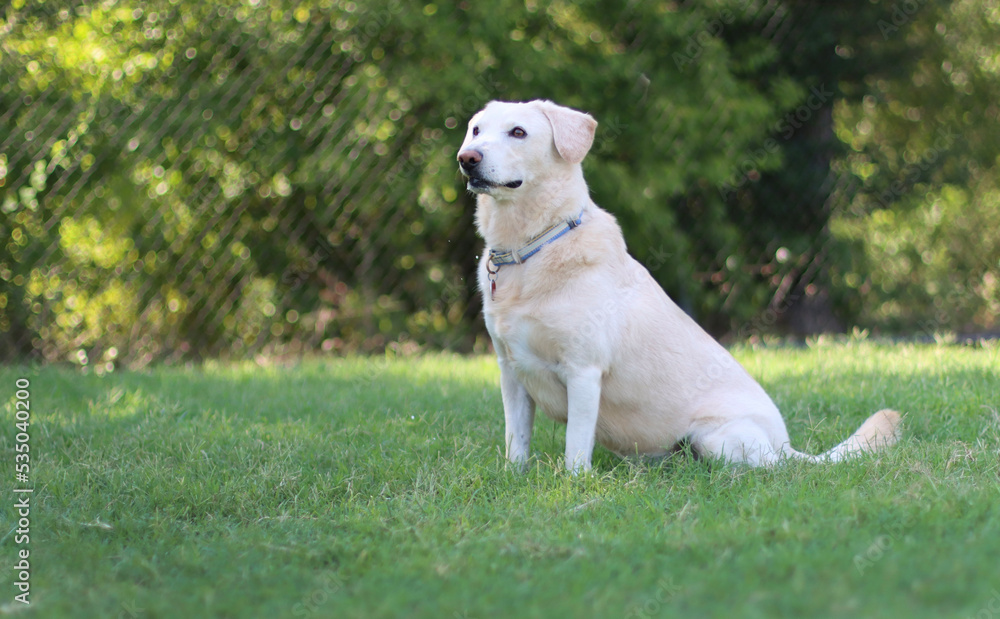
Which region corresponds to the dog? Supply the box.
[457,99,901,472]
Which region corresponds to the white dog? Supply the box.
[457,99,901,472]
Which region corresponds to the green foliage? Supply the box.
[830,0,1000,334]
[1,0,997,365]
[1,343,999,616]
[3,0,439,364]
[833,180,1000,332]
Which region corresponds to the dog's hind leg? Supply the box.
[687,418,791,467]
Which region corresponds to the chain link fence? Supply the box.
[3,1,989,370]
[1,2,493,371]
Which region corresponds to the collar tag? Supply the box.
[486,260,500,301]
[485,210,583,301]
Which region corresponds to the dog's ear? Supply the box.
[536,100,598,164]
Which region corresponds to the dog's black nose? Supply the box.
[458,149,482,172]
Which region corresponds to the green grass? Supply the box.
[2,341,999,618]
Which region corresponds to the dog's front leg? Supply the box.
[565,367,602,473]
[499,359,535,471]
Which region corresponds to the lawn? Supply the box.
[1,341,999,618]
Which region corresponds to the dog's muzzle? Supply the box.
[457,149,522,191]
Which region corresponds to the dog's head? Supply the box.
[457,100,597,198]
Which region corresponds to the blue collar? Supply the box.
[488,211,583,267]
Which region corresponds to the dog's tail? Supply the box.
[786,409,902,463]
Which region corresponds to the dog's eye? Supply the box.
[472,126,479,137]
[510,127,527,139]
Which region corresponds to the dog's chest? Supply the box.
[486,310,570,422]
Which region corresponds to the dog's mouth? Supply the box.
[467,177,523,193]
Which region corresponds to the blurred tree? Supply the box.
[1,0,995,367]
[829,0,1000,334]
[2,0,427,364]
